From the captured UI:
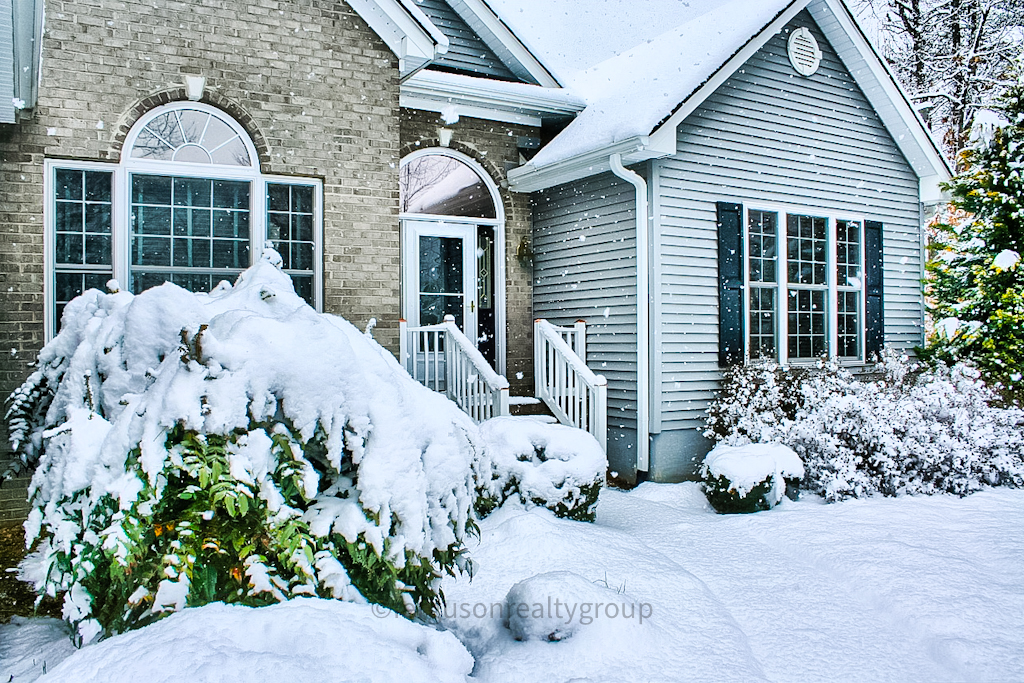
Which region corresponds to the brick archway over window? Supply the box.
[112,89,271,171]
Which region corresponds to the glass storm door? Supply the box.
[404,220,477,336]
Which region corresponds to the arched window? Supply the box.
[46,103,322,335]
[400,153,497,219]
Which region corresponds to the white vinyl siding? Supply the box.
[533,171,638,433]
[0,0,14,123]
[654,11,922,434]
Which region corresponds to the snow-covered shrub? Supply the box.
[474,417,605,522]
[6,258,479,642]
[700,443,804,514]
[705,351,1024,502]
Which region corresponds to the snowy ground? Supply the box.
[3,483,1023,682]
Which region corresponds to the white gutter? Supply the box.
[608,153,650,473]
[401,70,585,126]
[508,136,659,193]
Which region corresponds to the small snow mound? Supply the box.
[37,599,474,683]
[703,443,804,502]
[505,571,645,642]
[993,249,1020,271]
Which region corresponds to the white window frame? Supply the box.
[742,203,866,366]
[398,147,507,375]
[44,104,323,340]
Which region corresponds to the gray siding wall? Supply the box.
[533,171,639,475]
[651,10,922,477]
[418,0,519,82]
[1,0,14,123]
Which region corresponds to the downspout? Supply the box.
[609,153,650,473]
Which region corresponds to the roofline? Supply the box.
[511,0,951,195]
[345,0,449,78]
[645,0,807,155]
[808,0,951,179]
[507,136,663,192]
[401,70,584,127]
[449,0,561,87]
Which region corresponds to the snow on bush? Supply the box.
[35,598,474,683]
[706,351,1024,502]
[6,257,479,642]
[700,443,803,514]
[474,417,605,522]
[504,571,644,642]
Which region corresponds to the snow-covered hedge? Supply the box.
[474,417,605,522]
[700,443,803,514]
[706,351,1024,502]
[6,258,479,642]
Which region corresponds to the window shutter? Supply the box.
[717,202,744,366]
[864,220,884,359]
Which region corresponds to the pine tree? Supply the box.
[926,74,1024,404]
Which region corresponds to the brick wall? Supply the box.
[399,108,536,396]
[0,0,402,521]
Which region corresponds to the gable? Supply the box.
[507,0,948,197]
[417,0,528,83]
[683,9,917,192]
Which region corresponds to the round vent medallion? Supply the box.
[788,27,822,76]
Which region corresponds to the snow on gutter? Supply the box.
[609,153,650,474]
[507,136,666,193]
[401,70,584,126]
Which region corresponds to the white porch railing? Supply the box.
[400,315,509,423]
[534,319,607,451]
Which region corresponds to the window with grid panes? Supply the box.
[743,209,865,363]
[46,103,322,335]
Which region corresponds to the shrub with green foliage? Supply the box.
[8,260,479,643]
[700,442,803,514]
[474,417,605,523]
[926,75,1024,406]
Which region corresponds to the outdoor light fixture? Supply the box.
[184,75,206,101]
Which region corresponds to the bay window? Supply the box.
[46,103,322,336]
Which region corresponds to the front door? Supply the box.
[403,220,477,336]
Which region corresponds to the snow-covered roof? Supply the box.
[489,0,792,167]
[492,0,950,194]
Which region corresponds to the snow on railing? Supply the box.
[534,319,607,451]
[400,315,509,423]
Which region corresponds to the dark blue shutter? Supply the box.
[864,220,884,359]
[717,202,744,366]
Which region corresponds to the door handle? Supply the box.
[469,300,475,313]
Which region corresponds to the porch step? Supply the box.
[508,395,554,419]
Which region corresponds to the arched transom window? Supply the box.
[46,103,323,335]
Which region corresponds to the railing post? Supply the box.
[534,319,543,401]
[399,319,408,374]
[595,380,608,453]
[498,386,509,417]
[574,319,586,362]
